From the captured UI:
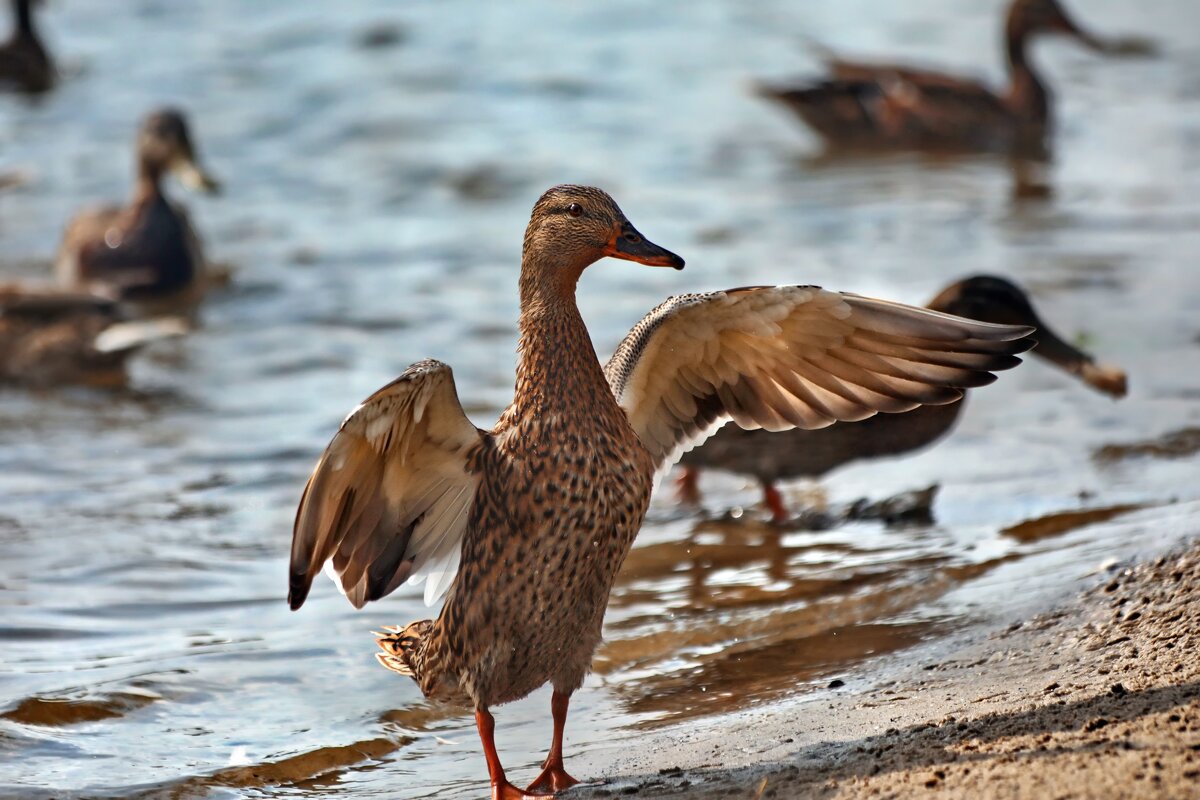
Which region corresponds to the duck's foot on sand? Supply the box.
[525,764,580,794]
[492,779,551,799]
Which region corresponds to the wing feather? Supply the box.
[604,286,1033,475]
[289,359,483,610]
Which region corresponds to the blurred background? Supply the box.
[1,0,1198,797]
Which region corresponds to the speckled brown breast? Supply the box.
[412,307,656,709]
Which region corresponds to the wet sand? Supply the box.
[572,537,1200,799]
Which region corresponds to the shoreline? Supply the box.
[572,536,1200,799]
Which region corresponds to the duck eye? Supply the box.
[567,203,583,218]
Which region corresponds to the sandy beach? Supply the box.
[573,538,1200,799]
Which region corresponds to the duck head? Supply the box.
[522,185,684,283]
[928,275,1127,398]
[1008,0,1113,53]
[137,108,221,194]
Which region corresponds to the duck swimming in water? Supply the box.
[55,109,220,316]
[287,186,1033,799]
[677,276,1128,523]
[0,286,186,387]
[0,0,53,94]
[757,0,1142,153]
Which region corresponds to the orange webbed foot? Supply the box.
[493,779,552,799]
[525,763,580,794]
[675,466,702,506]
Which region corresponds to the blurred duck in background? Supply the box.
[55,109,220,317]
[0,0,52,94]
[757,0,1151,154]
[0,287,186,387]
[677,276,1128,523]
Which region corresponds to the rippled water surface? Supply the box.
[2,0,1200,797]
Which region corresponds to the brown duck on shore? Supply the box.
[287,186,1033,799]
[0,286,186,387]
[0,0,52,94]
[678,276,1128,523]
[757,0,1141,153]
[55,109,220,316]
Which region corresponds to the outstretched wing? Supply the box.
[289,360,484,610]
[604,286,1033,476]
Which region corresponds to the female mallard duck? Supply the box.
[0,0,52,94]
[757,0,1132,152]
[287,186,1032,799]
[678,276,1128,522]
[55,109,220,316]
[0,286,186,387]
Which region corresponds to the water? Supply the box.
[1,0,1199,797]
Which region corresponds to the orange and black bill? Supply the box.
[605,219,685,270]
[1031,318,1128,398]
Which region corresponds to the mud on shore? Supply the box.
[573,539,1200,799]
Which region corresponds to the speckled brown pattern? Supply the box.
[377,187,657,709]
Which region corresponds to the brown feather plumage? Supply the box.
[288,189,1034,795]
[0,0,53,94]
[758,0,1121,152]
[680,276,1127,497]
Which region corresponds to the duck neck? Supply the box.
[1005,27,1049,123]
[14,0,34,37]
[134,156,166,203]
[512,254,611,418]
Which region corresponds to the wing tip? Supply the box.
[288,572,312,611]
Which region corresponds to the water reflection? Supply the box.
[599,518,967,725]
[800,148,1056,203]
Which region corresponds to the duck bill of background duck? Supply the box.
[172,137,221,194]
[1032,321,1128,398]
[174,157,221,194]
[1051,3,1119,54]
[604,220,685,270]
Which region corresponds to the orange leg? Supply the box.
[475,708,547,799]
[675,466,702,506]
[525,690,580,794]
[762,481,789,524]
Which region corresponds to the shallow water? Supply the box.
[1,0,1199,797]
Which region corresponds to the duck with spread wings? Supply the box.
[287,185,1033,799]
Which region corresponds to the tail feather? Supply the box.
[93,316,190,354]
[373,619,432,679]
